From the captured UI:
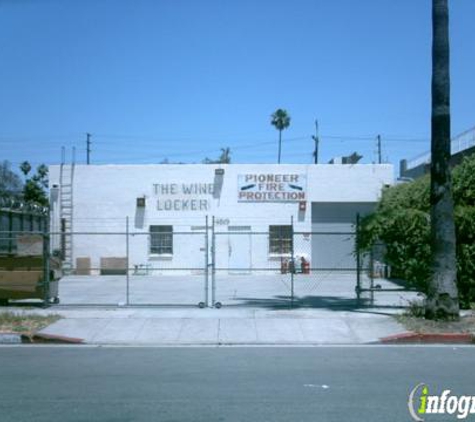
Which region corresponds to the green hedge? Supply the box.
[360,155,475,308]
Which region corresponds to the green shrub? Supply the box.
[455,206,475,308]
[453,155,475,207]
[359,155,475,307]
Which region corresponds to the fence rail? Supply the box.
[1,214,419,308]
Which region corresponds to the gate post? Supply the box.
[369,245,375,305]
[211,216,216,307]
[290,216,295,308]
[8,211,13,254]
[126,216,130,306]
[42,221,51,307]
[204,215,209,307]
[356,213,361,303]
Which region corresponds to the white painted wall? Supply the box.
[49,163,393,272]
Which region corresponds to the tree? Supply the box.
[218,147,231,164]
[20,161,32,177]
[271,109,291,164]
[0,160,23,199]
[21,162,49,207]
[358,155,475,308]
[202,147,232,164]
[426,0,459,319]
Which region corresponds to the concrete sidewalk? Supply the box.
[0,271,416,345]
[25,307,407,345]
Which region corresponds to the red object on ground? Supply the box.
[280,259,288,274]
[380,332,474,344]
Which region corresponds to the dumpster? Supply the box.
[0,235,61,306]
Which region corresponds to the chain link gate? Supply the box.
[210,219,295,308]
[293,229,359,308]
[355,214,421,307]
[356,242,420,308]
[2,213,369,308]
[210,217,361,309]
[50,217,210,307]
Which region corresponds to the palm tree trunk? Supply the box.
[426,0,459,319]
[278,130,282,164]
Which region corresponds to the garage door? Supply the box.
[311,203,375,269]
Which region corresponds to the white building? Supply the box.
[48,164,393,275]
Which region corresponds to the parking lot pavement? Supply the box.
[52,274,421,308]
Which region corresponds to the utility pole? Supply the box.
[86,133,91,165]
[312,120,319,164]
[377,134,382,164]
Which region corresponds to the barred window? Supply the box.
[150,225,173,255]
[269,225,292,255]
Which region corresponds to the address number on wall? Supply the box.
[215,218,230,226]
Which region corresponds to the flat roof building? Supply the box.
[49,163,393,277]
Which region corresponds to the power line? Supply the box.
[0,131,431,144]
[0,130,434,168]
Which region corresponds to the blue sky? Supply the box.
[1,0,474,170]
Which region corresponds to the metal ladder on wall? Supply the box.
[60,147,76,275]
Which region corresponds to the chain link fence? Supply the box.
[49,218,209,307]
[210,218,361,308]
[3,213,406,308]
[355,221,421,307]
[0,208,56,306]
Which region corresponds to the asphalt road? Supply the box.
[0,345,473,422]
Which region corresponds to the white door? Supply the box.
[190,226,207,274]
[227,226,251,274]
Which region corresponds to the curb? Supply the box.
[22,333,84,344]
[380,332,474,344]
[0,331,84,345]
[0,332,22,344]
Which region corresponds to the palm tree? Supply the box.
[20,161,31,177]
[426,0,459,319]
[271,109,291,164]
[219,147,231,164]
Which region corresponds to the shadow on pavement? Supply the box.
[227,295,408,316]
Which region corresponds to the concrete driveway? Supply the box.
[27,306,407,345]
